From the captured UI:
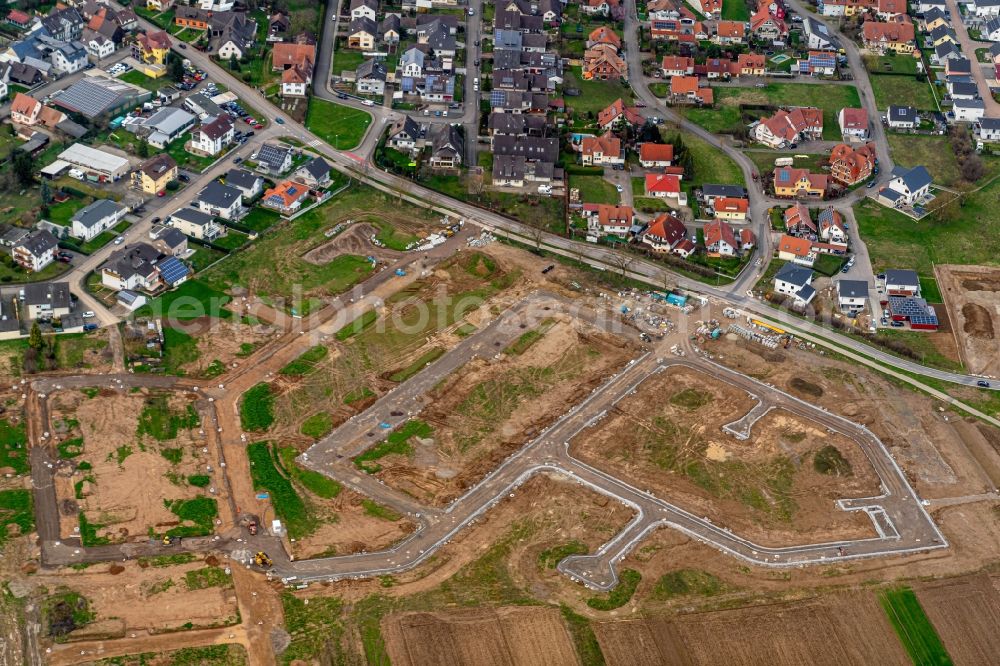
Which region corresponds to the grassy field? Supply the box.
[166,133,223,172]
[305,98,373,151]
[870,74,938,112]
[721,0,750,21]
[569,173,620,205]
[864,54,920,75]
[119,70,174,93]
[887,134,962,186]
[682,83,861,140]
[879,587,952,666]
[745,151,828,176]
[564,67,633,116]
[331,49,365,77]
[247,441,314,539]
[853,174,1000,274]
[135,279,231,320]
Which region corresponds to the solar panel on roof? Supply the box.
[158,257,190,286]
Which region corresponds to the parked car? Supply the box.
[978,380,991,388]
[275,117,285,124]
[83,323,98,331]
[178,174,190,182]
[178,43,187,49]
[113,236,124,245]
[890,321,904,327]
[151,217,161,224]
[81,311,95,319]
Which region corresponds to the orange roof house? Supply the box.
[583,43,627,80]
[588,25,621,49]
[774,167,828,198]
[777,233,813,259]
[713,196,749,220]
[829,142,876,186]
[714,20,746,43]
[597,98,644,128]
[638,143,674,166]
[737,53,766,75]
[261,180,310,213]
[660,54,694,75]
[272,42,316,71]
[861,20,915,53]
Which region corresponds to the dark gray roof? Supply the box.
[980,117,1000,130]
[71,199,124,229]
[299,157,331,180]
[102,243,161,281]
[702,184,747,198]
[255,143,292,171]
[948,56,971,73]
[170,207,215,227]
[356,59,387,81]
[226,168,262,191]
[17,230,58,256]
[890,165,933,191]
[157,227,187,249]
[885,268,919,286]
[494,154,527,180]
[950,81,979,96]
[837,280,869,298]
[491,135,558,162]
[888,105,918,122]
[197,181,241,209]
[349,16,377,35]
[23,281,71,308]
[775,262,813,288]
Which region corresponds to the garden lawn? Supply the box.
[721,0,750,21]
[682,83,861,140]
[854,177,1000,275]
[569,173,620,205]
[870,74,938,111]
[331,49,365,77]
[119,70,174,93]
[564,67,633,116]
[134,279,232,320]
[864,54,919,75]
[886,134,961,187]
[305,98,373,151]
[46,197,89,226]
[167,134,223,172]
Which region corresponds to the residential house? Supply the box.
[225,169,264,199]
[350,0,378,21]
[773,167,828,198]
[797,50,838,76]
[175,6,210,30]
[188,114,234,156]
[753,107,824,148]
[149,225,188,257]
[695,57,737,79]
[947,79,978,101]
[588,26,621,49]
[971,0,1000,17]
[169,207,222,241]
[399,47,424,78]
[272,42,315,71]
[135,30,171,65]
[933,42,961,65]
[877,0,907,19]
[820,0,875,18]
[581,0,620,16]
[12,230,58,272]
[493,155,526,188]
[199,0,236,10]
[838,107,869,139]
[713,197,749,222]
[356,59,387,95]
[837,280,869,312]
[132,154,178,195]
[645,173,684,202]
[253,143,293,175]
[8,63,42,87]
[388,116,423,152]
[6,10,32,29]
[829,142,876,185]
[877,165,932,206]
[945,57,971,78]
[100,243,163,292]
[660,55,694,77]
[268,12,289,41]
[44,39,88,76]
[777,234,816,266]
[984,17,1000,41]
[773,262,816,305]
[294,157,333,188]
[381,15,401,44]
[196,182,243,220]
[884,269,920,296]
[713,20,746,44]
[737,53,766,76]
[428,125,463,168]
[211,12,257,59]
[692,0,722,17]
[638,143,674,168]
[10,93,41,126]
[921,7,949,32]
[70,199,126,242]
[861,21,916,54]
[641,213,688,253]
[702,184,747,206]
[952,98,985,123]
[281,64,310,97]
[583,43,627,80]
[818,207,847,243]
[580,133,623,166]
[589,204,634,237]
[888,295,939,329]
[977,117,1000,143]
[783,203,816,236]
[23,282,72,320]
[703,220,741,257]
[802,17,839,50]
[750,0,787,40]
[886,105,918,129]
[597,98,644,129]
[261,180,310,214]
[42,7,84,41]
[669,75,713,104]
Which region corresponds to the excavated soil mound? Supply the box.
[962,303,995,339]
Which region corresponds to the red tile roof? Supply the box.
[639,143,674,163]
[645,173,681,194]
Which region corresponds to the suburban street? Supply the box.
[945,0,1000,117]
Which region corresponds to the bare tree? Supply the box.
[658,269,674,295]
[607,251,632,278]
[528,226,545,253]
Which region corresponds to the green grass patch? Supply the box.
[277,446,341,499]
[813,444,852,476]
[813,252,846,277]
[184,566,231,590]
[560,604,606,666]
[335,308,377,341]
[188,474,211,487]
[137,395,199,440]
[161,448,183,464]
[887,134,961,187]
[879,586,952,666]
[57,437,83,459]
[538,540,588,569]
[919,276,942,303]
[669,387,712,410]
[247,441,314,539]
[587,569,641,611]
[344,387,375,404]
[388,347,445,382]
[0,489,33,546]
[240,383,275,432]
[564,66,633,115]
[569,174,620,205]
[300,412,333,439]
[139,552,197,567]
[651,569,727,600]
[721,0,750,20]
[354,419,432,473]
[361,499,402,521]
[456,323,477,337]
[279,345,328,376]
[871,74,937,112]
[166,496,218,537]
[137,279,231,321]
[0,418,29,474]
[373,221,419,251]
[305,97,372,151]
[79,511,110,546]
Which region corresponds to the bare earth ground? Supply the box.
[172,318,279,378]
[915,573,1000,666]
[302,222,405,265]
[382,606,578,666]
[571,365,880,546]
[593,590,908,666]
[49,389,223,543]
[289,487,416,560]
[935,264,1000,376]
[35,558,239,636]
[374,318,637,506]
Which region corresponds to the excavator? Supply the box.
[254,551,273,568]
